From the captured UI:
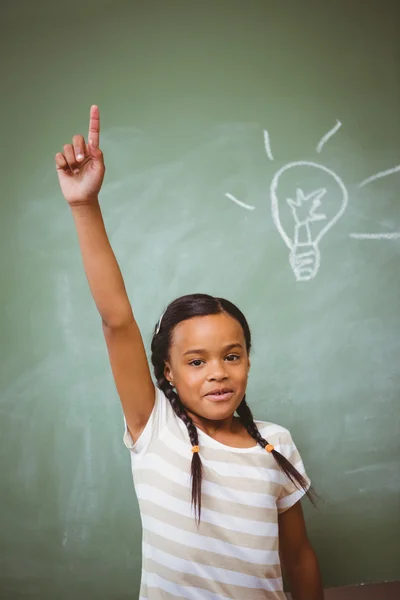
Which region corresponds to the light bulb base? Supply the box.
[289,243,320,282]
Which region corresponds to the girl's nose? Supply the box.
[207,362,228,381]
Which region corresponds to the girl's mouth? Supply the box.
[205,389,234,402]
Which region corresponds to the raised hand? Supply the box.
[55,105,106,205]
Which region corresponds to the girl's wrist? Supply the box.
[69,195,99,209]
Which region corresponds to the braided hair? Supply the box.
[151,293,315,524]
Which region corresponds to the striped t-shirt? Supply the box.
[123,386,310,600]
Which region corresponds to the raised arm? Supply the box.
[55,106,155,442]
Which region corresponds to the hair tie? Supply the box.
[265,444,274,453]
[191,445,200,454]
[155,310,166,334]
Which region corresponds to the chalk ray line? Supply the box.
[349,232,400,240]
[263,130,274,161]
[225,193,255,211]
[316,120,342,153]
[358,165,400,188]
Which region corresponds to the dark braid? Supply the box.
[236,396,316,505]
[157,374,203,524]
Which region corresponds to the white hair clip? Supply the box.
[155,309,166,334]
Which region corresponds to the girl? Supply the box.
[55,106,324,600]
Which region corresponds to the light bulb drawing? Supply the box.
[270,162,348,282]
[225,118,400,282]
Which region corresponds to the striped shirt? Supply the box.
[123,386,310,600]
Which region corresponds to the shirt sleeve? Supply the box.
[122,386,169,456]
[275,429,311,514]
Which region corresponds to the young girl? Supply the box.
[55,106,324,600]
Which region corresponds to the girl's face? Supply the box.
[164,313,250,423]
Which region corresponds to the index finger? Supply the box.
[88,105,100,147]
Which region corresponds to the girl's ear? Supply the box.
[164,362,173,385]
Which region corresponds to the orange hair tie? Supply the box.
[191,445,200,454]
[265,444,274,453]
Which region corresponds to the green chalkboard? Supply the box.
[1,1,399,598]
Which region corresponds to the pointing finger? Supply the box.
[88,104,100,148]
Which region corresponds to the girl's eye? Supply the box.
[189,359,204,367]
[189,355,240,366]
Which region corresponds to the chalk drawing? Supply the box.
[358,165,400,188]
[225,119,399,280]
[349,232,400,240]
[225,193,255,211]
[263,130,274,161]
[354,165,400,238]
[316,119,342,153]
[271,162,348,282]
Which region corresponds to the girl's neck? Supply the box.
[187,412,256,448]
